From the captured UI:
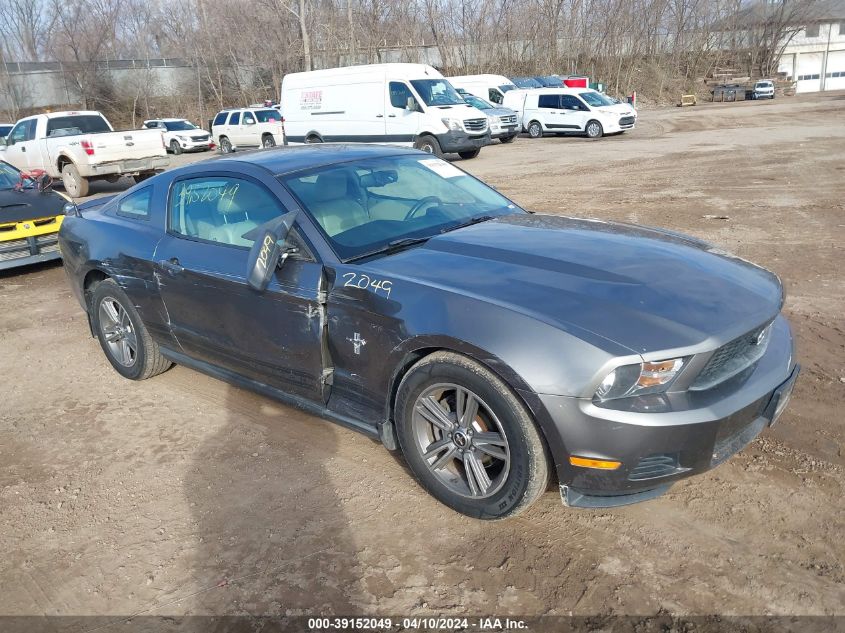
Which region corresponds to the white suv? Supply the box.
[211,108,285,153]
[752,80,775,100]
[143,118,213,154]
[504,88,636,139]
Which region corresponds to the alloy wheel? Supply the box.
[98,297,137,367]
[411,383,510,498]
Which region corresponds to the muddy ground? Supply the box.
[1,92,844,629]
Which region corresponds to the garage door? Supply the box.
[824,49,845,91]
[796,52,823,92]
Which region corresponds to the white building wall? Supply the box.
[778,22,845,93]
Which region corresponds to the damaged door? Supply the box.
[155,173,326,401]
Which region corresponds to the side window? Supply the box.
[228,112,241,125]
[116,187,152,220]
[538,95,560,109]
[560,95,585,110]
[213,112,228,126]
[488,89,502,104]
[168,176,287,248]
[9,121,30,144]
[243,112,255,124]
[389,82,414,109]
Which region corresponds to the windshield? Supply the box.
[409,79,464,106]
[255,109,282,122]
[46,115,111,137]
[0,161,24,190]
[281,154,522,261]
[164,120,197,131]
[463,95,491,110]
[579,91,615,107]
[757,81,773,87]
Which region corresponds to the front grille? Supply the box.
[192,134,210,142]
[0,238,30,261]
[463,118,487,132]
[499,114,517,126]
[711,415,767,467]
[628,453,688,481]
[691,322,772,391]
[619,116,636,127]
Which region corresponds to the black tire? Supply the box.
[61,162,89,198]
[219,136,233,153]
[413,135,443,158]
[458,148,480,160]
[585,119,604,139]
[527,121,543,139]
[169,140,183,155]
[305,134,323,144]
[262,134,276,148]
[395,351,550,520]
[499,134,517,144]
[90,279,172,381]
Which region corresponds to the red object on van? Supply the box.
[563,76,589,88]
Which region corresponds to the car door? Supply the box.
[154,171,326,401]
[384,81,416,144]
[226,111,241,146]
[559,95,590,131]
[536,94,563,132]
[4,119,37,171]
[241,111,258,147]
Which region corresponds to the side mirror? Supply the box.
[0,137,7,147]
[244,210,298,291]
[406,97,418,112]
[244,119,256,126]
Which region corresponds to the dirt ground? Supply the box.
[1,92,844,628]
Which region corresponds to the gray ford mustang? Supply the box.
[58,145,799,519]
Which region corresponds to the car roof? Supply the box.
[172,144,419,177]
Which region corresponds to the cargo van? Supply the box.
[447,74,517,104]
[503,87,637,139]
[282,63,490,159]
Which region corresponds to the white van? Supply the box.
[282,63,490,159]
[503,88,637,139]
[447,74,517,105]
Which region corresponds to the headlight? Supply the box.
[441,118,463,131]
[598,108,615,115]
[594,358,687,401]
[176,135,188,141]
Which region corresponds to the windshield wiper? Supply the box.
[346,236,431,262]
[440,214,494,234]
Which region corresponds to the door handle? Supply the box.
[375,114,384,118]
[388,114,396,118]
[159,257,184,274]
[21,147,26,152]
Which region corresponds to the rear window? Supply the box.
[213,112,228,126]
[46,115,111,137]
[255,110,281,123]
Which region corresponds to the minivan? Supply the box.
[504,88,637,139]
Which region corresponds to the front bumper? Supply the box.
[490,125,518,139]
[534,315,798,508]
[0,231,62,270]
[435,130,491,153]
[177,139,213,151]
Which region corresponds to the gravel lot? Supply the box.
[1,92,844,627]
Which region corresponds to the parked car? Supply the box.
[59,144,799,519]
[0,159,69,270]
[142,118,213,154]
[504,87,637,139]
[457,91,519,143]
[447,74,517,104]
[0,124,13,139]
[0,111,168,197]
[751,79,775,100]
[510,77,543,89]
[210,107,285,153]
[282,63,490,160]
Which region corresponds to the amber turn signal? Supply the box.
[569,456,622,470]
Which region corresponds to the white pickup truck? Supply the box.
[0,111,169,197]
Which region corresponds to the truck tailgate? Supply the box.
[82,129,167,164]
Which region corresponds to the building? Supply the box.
[778,15,845,92]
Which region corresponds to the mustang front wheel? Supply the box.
[91,279,172,380]
[395,352,550,519]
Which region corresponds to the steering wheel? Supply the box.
[404,196,442,221]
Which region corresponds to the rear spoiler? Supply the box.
[63,195,117,218]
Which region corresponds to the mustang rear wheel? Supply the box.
[395,352,550,519]
[91,279,172,380]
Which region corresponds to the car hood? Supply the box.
[368,214,783,354]
[606,103,636,116]
[0,187,67,224]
